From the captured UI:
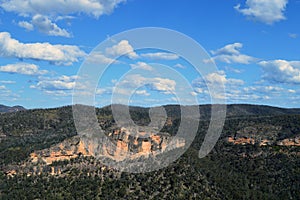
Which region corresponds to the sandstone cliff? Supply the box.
[29,127,185,167]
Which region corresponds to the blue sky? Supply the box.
[0,0,299,109]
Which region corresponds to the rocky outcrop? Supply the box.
[228,136,255,145]
[227,136,273,146]
[227,124,282,146]
[228,135,300,147]
[277,137,300,146]
[30,137,92,165]
[29,127,185,166]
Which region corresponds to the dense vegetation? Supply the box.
[0,104,299,199]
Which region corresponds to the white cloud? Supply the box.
[96,88,111,95]
[190,91,198,96]
[141,52,179,60]
[205,71,244,86]
[151,78,176,93]
[192,71,244,99]
[18,21,34,31]
[235,0,288,24]
[86,51,118,64]
[173,64,186,69]
[0,84,20,101]
[194,87,204,94]
[208,43,256,64]
[2,0,125,36]
[193,69,298,102]
[135,90,150,96]
[211,43,243,55]
[113,87,130,95]
[31,75,79,91]
[0,0,126,18]
[259,60,300,84]
[105,40,138,59]
[0,32,86,65]
[288,33,298,39]
[0,80,16,84]
[225,66,243,74]
[0,63,48,75]
[243,86,283,93]
[117,74,176,94]
[55,16,75,21]
[43,90,69,97]
[130,62,153,71]
[86,41,138,64]
[288,89,296,93]
[30,14,71,37]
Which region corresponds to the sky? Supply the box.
[0,0,300,109]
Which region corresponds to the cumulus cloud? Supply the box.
[0,0,126,18]
[259,60,300,84]
[151,78,176,93]
[135,90,150,96]
[1,0,125,36]
[244,85,283,93]
[207,43,256,64]
[192,69,297,102]
[193,71,244,99]
[288,89,296,93]
[141,52,179,60]
[117,74,176,94]
[130,62,153,71]
[31,75,80,95]
[18,15,71,37]
[0,85,7,90]
[105,40,138,59]
[0,32,86,65]
[0,84,20,101]
[86,40,139,64]
[173,64,186,69]
[0,80,16,84]
[86,51,118,64]
[225,66,243,74]
[30,14,71,37]
[235,0,288,24]
[18,21,34,31]
[203,71,244,87]
[0,63,48,75]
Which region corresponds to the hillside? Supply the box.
[0,104,299,199]
[0,105,26,113]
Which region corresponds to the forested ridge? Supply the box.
[0,104,299,199]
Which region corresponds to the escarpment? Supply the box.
[29,127,185,167]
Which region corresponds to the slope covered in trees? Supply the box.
[0,104,299,199]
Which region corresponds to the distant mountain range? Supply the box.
[101,104,300,120]
[0,104,26,113]
[1,103,300,117]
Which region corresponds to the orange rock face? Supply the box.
[228,137,255,145]
[151,135,161,144]
[78,140,89,155]
[28,128,186,166]
[115,140,129,157]
[277,138,300,146]
[6,170,16,177]
[228,136,300,147]
[260,139,270,146]
[141,141,152,154]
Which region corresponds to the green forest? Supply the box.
[0,104,299,199]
